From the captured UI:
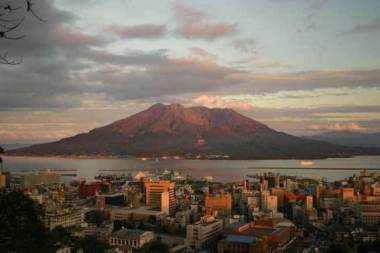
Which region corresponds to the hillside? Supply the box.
[8,104,379,159]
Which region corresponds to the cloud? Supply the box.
[308,122,367,132]
[176,22,237,40]
[193,95,254,111]
[247,105,380,120]
[1,1,379,111]
[307,0,328,20]
[84,56,241,100]
[107,24,167,39]
[189,47,217,62]
[235,69,380,93]
[232,38,257,54]
[340,19,380,36]
[172,2,207,23]
[252,62,293,69]
[173,1,237,40]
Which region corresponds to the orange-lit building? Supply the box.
[144,179,175,215]
[284,191,305,202]
[306,195,313,211]
[223,221,292,252]
[78,180,102,198]
[271,188,285,208]
[341,188,354,201]
[205,193,232,217]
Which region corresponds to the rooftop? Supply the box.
[222,235,257,244]
[111,229,150,240]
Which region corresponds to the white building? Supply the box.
[185,216,223,252]
[109,229,154,249]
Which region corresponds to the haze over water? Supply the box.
[3,156,380,183]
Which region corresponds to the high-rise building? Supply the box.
[144,179,175,215]
[315,183,322,208]
[341,188,354,201]
[285,179,293,191]
[0,171,10,189]
[260,179,268,191]
[306,195,313,211]
[275,175,280,188]
[261,190,270,210]
[271,188,285,209]
[266,195,278,213]
[205,193,232,217]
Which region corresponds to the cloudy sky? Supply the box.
[1,0,380,144]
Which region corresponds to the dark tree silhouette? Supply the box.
[0,0,45,65]
[85,210,105,226]
[0,146,3,171]
[0,191,47,252]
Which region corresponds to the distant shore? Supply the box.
[3,153,379,161]
[248,166,380,170]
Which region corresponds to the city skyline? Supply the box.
[1,0,380,144]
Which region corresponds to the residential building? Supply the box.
[44,210,84,230]
[185,216,223,252]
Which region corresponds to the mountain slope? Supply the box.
[8,103,380,159]
[305,131,380,148]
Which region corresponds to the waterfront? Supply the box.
[2,156,380,182]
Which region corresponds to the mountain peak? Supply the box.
[9,103,378,159]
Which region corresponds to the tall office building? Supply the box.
[144,179,175,215]
[0,158,10,189]
[261,190,270,210]
[341,188,354,201]
[266,195,278,213]
[205,193,232,217]
[306,195,313,211]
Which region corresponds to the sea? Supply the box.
[2,156,380,183]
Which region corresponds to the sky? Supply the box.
[0,0,380,144]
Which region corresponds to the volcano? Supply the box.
[8,103,379,159]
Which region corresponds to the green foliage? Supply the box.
[327,242,351,253]
[136,240,169,253]
[49,226,71,246]
[357,239,380,253]
[73,235,109,253]
[0,190,47,253]
[0,191,111,253]
[153,224,186,236]
[113,214,137,231]
[85,210,105,226]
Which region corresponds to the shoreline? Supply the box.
[247,167,380,170]
[3,154,379,161]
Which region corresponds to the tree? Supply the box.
[0,0,45,65]
[0,146,3,168]
[85,210,105,226]
[73,235,109,253]
[327,242,351,253]
[0,190,47,252]
[137,240,169,253]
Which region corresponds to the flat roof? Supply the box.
[112,229,150,240]
[223,235,257,244]
[111,206,165,215]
